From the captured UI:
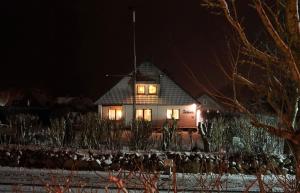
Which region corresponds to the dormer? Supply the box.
[136,83,160,95]
[134,68,161,96]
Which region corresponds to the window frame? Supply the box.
[137,85,146,95]
[143,109,152,121]
[136,109,144,120]
[115,109,122,120]
[167,109,180,120]
[136,109,152,121]
[109,109,116,120]
[108,109,122,120]
[148,84,157,95]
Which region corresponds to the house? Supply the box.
[95,62,201,130]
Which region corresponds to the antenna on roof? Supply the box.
[132,7,137,124]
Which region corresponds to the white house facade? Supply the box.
[95,62,201,130]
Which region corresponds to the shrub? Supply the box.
[206,114,284,154]
[129,119,153,150]
[162,119,177,151]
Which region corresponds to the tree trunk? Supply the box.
[289,141,300,192]
[198,122,211,152]
[284,140,292,154]
[202,137,210,152]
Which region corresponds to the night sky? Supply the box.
[0,0,242,99]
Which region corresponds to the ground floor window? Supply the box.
[136,109,152,121]
[109,109,122,120]
[167,109,180,119]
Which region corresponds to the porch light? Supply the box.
[191,103,197,111]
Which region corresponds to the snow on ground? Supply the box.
[0,166,295,193]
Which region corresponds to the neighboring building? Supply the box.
[196,94,224,123]
[197,94,224,113]
[95,62,201,130]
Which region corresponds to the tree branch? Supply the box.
[254,0,290,55]
[234,99,300,144]
[254,0,300,86]
[292,95,300,130]
[251,120,300,145]
[218,0,280,64]
[286,0,300,46]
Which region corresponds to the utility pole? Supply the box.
[132,9,137,124]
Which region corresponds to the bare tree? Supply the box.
[202,0,300,189]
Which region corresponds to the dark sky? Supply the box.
[0,0,233,99]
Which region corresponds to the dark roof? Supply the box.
[95,62,198,105]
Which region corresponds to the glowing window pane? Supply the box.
[137,85,145,94]
[148,85,157,94]
[167,109,180,119]
[108,109,116,120]
[136,109,143,119]
[116,110,122,120]
[167,109,172,119]
[144,109,152,121]
[173,109,179,119]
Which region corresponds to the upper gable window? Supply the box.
[137,85,145,94]
[136,84,158,95]
[148,84,157,94]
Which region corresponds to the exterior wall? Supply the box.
[123,104,197,129]
[98,105,102,119]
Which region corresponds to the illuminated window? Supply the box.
[167,109,180,119]
[148,85,157,94]
[167,109,172,119]
[137,85,145,94]
[136,109,144,120]
[109,109,116,120]
[173,109,179,119]
[144,109,152,121]
[109,109,122,120]
[116,110,122,120]
[136,109,152,121]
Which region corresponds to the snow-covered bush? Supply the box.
[6,114,43,145]
[129,119,153,150]
[78,113,100,148]
[77,113,124,150]
[48,117,66,146]
[204,113,284,154]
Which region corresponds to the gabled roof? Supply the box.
[95,62,198,105]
